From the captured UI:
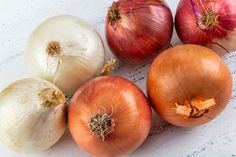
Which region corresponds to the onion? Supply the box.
[106,0,173,64]
[175,0,236,55]
[147,44,232,127]
[68,76,151,157]
[25,15,105,95]
[0,78,66,152]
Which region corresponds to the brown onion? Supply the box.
[106,0,173,64]
[69,76,151,156]
[147,44,232,127]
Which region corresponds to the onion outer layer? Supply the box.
[147,44,232,127]
[106,0,173,64]
[69,76,152,157]
[175,0,236,55]
[0,78,67,152]
[26,15,105,95]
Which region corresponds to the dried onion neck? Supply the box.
[175,97,216,118]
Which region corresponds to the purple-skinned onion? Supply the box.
[175,0,236,55]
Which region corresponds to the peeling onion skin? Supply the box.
[69,76,152,157]
[26,15,105,95]
[106,0,173,64]
[0,78,67,152]
[175,0,236,55]
[147,44,232,127]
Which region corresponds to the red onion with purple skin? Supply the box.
[175,0,236,55]
[106,0,173,64]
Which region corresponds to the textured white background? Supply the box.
[0,0,236,157]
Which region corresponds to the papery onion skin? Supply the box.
[147,44,232,127]
[106,0,173,64]
[0,78,66,152]
[26,15,105,95]
[69,76,151,157]
[175,0,236,55]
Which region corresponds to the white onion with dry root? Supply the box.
[0,78,67,152]
[25,15,105,95]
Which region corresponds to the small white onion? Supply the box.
[25,15,105,95]
[0,78,66,153]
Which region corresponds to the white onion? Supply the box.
[25,15,105,95]
[0,78,66,153]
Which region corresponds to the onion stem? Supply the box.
[175,97,216,118]
[38,88,65,108]
[101,58,116,76]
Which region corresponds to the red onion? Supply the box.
[106,0,173,64]
[175,0,236,55]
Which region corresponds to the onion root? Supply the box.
[109,2,121,23]
[88,113,115,141]
[46,41,62,57]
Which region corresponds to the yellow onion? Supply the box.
[69,76,152,157]
[147,44,232,127]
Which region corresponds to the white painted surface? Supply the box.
[0,0,236,157]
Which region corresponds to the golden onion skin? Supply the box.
[69,76,152,157]
[147,44,232,127]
